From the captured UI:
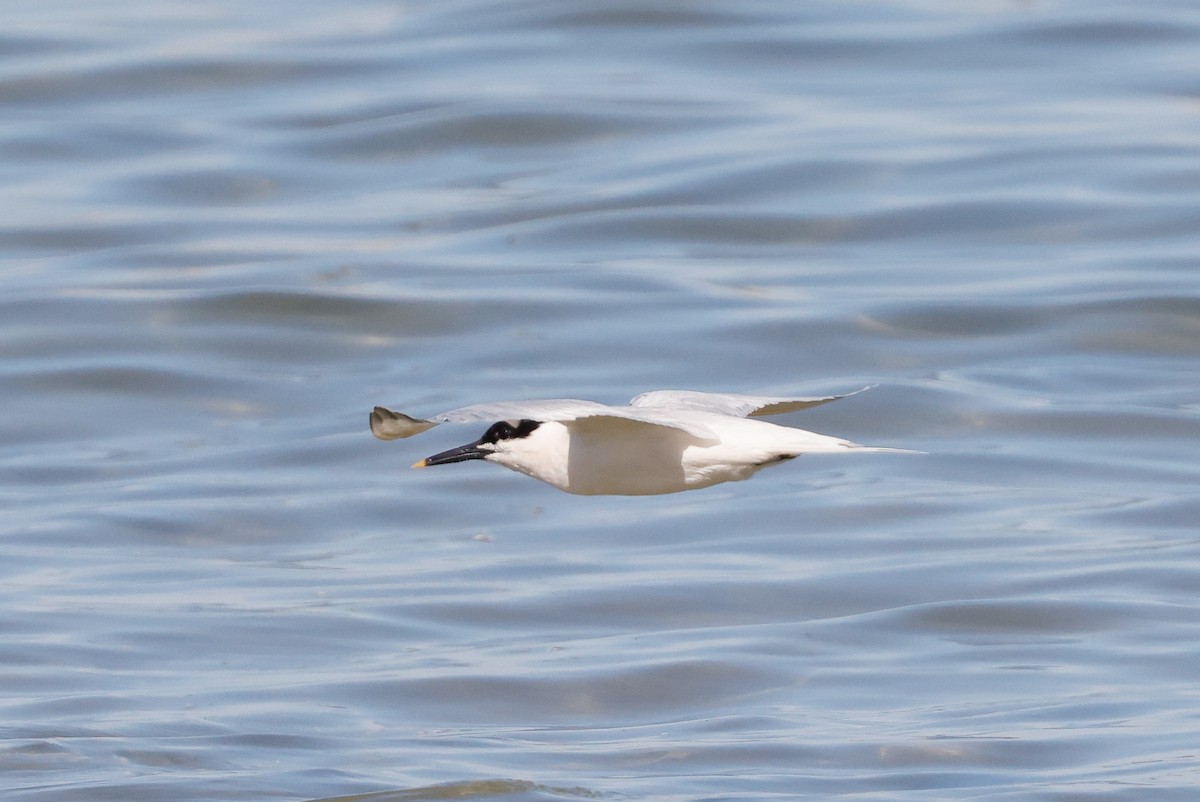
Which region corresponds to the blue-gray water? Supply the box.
[4,1,1200,800]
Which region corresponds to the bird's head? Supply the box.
[413,419,545,471]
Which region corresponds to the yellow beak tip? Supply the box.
[411,459,428,469]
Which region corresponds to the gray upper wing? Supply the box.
[371,399,608,440]
[628,386,872,418]
[438,399,719,437]
[370,388,873,441]
[371,397,717,440]
[430,398,612,424]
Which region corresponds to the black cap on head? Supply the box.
[480,419,541,444]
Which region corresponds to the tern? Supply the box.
[370,387,915,496]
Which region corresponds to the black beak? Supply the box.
[413,438,489,468]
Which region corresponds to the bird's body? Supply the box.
[370,387,914,496]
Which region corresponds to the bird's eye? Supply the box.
[481,421,514,444]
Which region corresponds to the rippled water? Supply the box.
[4,1,1200,800]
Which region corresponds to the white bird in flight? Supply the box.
[370,387,915,496]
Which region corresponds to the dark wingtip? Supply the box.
[370,406,437,440]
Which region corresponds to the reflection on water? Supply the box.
[3,1,1200,801]
[312,779,602,802]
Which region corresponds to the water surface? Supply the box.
[3,1,1200,800]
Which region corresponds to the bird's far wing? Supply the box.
[432,398,612,424]
[628,386,874,418]
[561,410,719,441]
[370,399,612,440]
[440,399,720,439]
[591,408,719,439]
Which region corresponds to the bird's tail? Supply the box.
[841,444,925,454]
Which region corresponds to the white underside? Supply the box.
[488,414,905,496]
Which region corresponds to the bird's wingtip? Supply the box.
[370,406,438,440]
